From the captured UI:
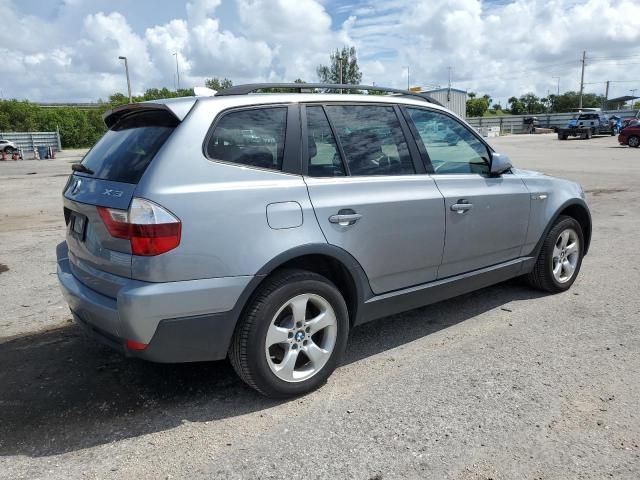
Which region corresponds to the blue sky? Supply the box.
[1,0,639,103]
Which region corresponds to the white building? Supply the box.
[419,88,468,119]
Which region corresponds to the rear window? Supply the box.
[80,110,178,184]
[205,107,287,171]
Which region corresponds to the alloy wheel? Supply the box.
[552,228,580,283]
[265,293,337,383]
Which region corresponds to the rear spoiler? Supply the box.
[103,100,196,128]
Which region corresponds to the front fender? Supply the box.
[518,174,591,257]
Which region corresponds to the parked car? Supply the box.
[574,113,615,135]
[57,84,592,398]
[618,124,640,147]
[620,118,639,131]
[0,139,17,153]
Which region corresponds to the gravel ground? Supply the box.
[0,135,639,479]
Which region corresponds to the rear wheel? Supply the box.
[229,269,349,398]
[525,216,584,293]
[628,135,640,148]
[4,146,14,154]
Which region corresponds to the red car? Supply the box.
[618,124,640,148]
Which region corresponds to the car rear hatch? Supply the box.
[63,103,185,298]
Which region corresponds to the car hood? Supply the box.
[512,168,546,177]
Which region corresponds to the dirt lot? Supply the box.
[1,135,639,479]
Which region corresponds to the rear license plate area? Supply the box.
[70,212,87,240]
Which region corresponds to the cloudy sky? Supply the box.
[1,0,639,104]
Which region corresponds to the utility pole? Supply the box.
[173,52,181,91]
[552,76,560,96]
[407,65,410,90]
[447,66,452,101]
[338,58,342,94]
[603,80,610,110]
[578,50,586,109]
[118,56,132,103]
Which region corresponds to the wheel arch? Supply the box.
[240,244,372,328]
[534,199,592,257]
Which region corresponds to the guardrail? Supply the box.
[0,131,62,153]
[467,109,639,135]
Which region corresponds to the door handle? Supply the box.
[451,202,473,214]
[329,213,362,226]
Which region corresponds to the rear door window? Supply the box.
[206,107,287,171]
[306,106,345,177]
[80,110,178,184]
[324,105,414,176]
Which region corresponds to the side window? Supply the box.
[324,105,414,176]
[306,106,345,177]
[406,108,490,175]
[206,107,287,171]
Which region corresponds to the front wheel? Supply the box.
[4,147,14,154]
[229,269,349,398]
[525,216,584,293]
[628,135,640,148]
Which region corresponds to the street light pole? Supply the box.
[173,52,181,91]
[578,50,586,109]
[118,56,132,103]
[552,76,560,96]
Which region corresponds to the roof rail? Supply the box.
[214,83,443,106]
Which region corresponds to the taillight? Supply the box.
[97,198,181,256]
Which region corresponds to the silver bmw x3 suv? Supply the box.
[57,84,591,397]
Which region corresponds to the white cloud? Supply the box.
[0,0,638,103]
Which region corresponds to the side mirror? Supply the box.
[490,152,512,175]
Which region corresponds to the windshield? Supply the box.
[80,110,178,184]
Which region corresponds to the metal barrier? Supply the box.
[467,110,639,135]
[0,131,62,153]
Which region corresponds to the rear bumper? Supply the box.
[56,242,254,362]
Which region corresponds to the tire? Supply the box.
[628,135,640,148]
[229,269,349,398]
[4,147,14,154]
[525,215,584,293]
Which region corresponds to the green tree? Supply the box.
[519,93,546,114]
[0,99,110,148]
[316,46,362,85]
[204,77,233,91]
[508,96,526,115]
[548,91,604,112]
[466,92,489,117]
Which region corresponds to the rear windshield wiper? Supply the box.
[71,163,94,175]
